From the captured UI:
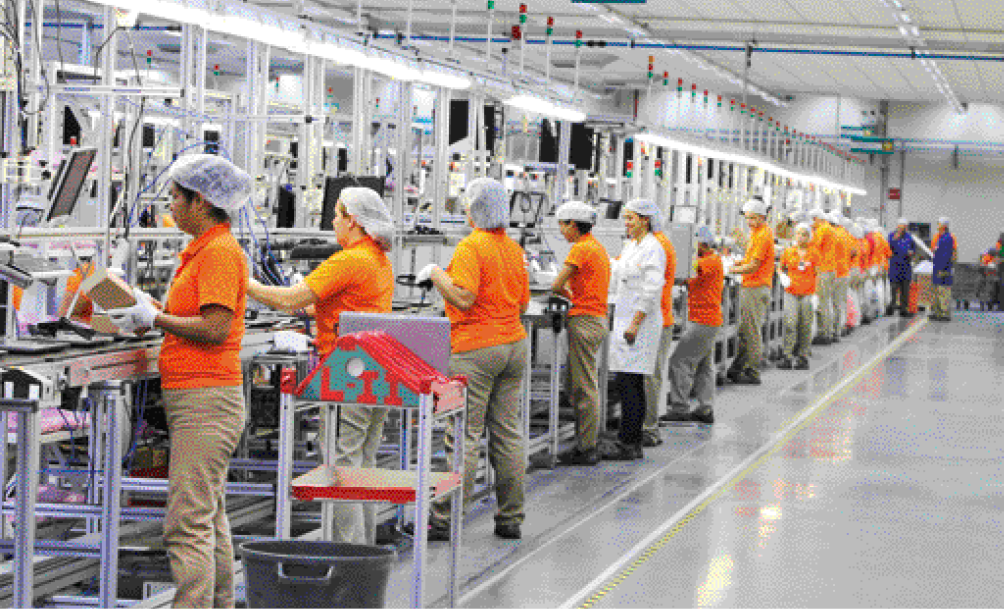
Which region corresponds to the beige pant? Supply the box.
[565,316,608,451]
[832,276,849,335]
[932,285,953,318]
[324,405,389,545]
[733,286,770,375]
[162,386,246,609]
[668,322,718,410]
[432,339,528,527]
[643,327,675,436]
[783,293,813,358]
[816,272,836,340]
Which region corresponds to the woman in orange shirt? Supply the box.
[419,177,529,540]
[777,223,819,370]
[246,187,395,546]
[662,226,723,425]
[108,154,252,609]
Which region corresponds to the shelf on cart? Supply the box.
[292,465,462,505]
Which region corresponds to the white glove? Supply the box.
[671,286,683,299]
[870,268,878,278]
[108,291,158,334]
[416,264,438,286]
[778,273,792,289]
[811,295,820,309]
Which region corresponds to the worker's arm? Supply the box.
[247,280,318,313]
[155,304,234,345]
[430,267,476,311]
[550,263,576,298]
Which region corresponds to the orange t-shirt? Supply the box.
[832,227,850,278]
[742,223,775,288]
[688,251,723,327]
[654,232,678,327]
[810,222,836,273]
[876,234,892,270]
[858,238,871,272]
[10,286,21,310]
[846,233,861,272]
[159,223,247,390]
[305,236,393,357]
[446,229,530,354]
[564,234,610,318]
[781,247,820,297]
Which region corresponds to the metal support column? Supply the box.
[556,119,572,204]
[93,381,124,609]
[3,395,40,609]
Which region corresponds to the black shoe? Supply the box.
[642,433,664,448]
[659,410,691,424]
[811,336,831,346]
[734,370,762,385]
[861,317,873,325]
[726,367,743,383]
[690,407,714,425]
[603,441,643,461]
[777,356,794,370]
[900,311,915,318]
[558,447,601,466]
[830,335,841,343]
[403,521,451,542]
[841,328,851,337]
[494,523,522,540]
[794,356,810,370]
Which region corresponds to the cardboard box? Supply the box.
[80,267,136,310]
[89,313,120,335]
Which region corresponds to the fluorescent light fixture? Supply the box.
[417,68,471,90]
[909,25,920,37]
[505,94,586,122]
[899,11,911,23]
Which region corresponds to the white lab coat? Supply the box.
[609,233,666,375]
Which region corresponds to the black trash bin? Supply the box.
[241,541,396,608]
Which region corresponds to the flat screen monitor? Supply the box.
[320,176,385,231]
[602,199,623,220]
[450,100,469,145]
[276,185,295,229]
[484,104,498,153]
[142,124,156,148]
[510,191,546,228]
[569,123,595,171]
[539,120,558,163]
[47,147,97,223]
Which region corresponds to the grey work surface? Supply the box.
[372,311,1004,608]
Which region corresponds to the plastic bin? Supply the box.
[241,541,396,608]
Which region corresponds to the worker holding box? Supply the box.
[106,154,252,609]
[246,187,396,547]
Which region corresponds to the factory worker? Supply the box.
[777,223,820,370]
[661,226,723,425]
[888,218,916,317]
[726,197,774,385]
[809,209,837,345]
[107,154,251,609]
[855,223,875,323]
[551,201,610,467]
[830,212,853,339]
[641,212,678,448]
[247,186,394,546]
[607,198,666,460]
[420,177,529,540]
[870,220,894,313]
[930,217,957,321]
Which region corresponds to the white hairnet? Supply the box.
[462,177,509,229]
[938,216,950,227]
[169,154,253,212]
[696,225,716,245]
[809,208,827,220]
[897,217,909,226]
[795,222,813,239]
[741,197,769,217]
[850,223,864,239]
[625,198,664,232]
[556,200,598,224]
[340,187,395,251]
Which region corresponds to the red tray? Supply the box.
[291,466,462,505]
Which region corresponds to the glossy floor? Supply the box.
[383,311,1004,608]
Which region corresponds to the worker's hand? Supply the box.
[416,264,439,288]
[671,286,684,300]
[778,273,792,289]
[624,322,640,346]
[108,292,159,335]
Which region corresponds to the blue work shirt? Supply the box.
[888,231,916,283]
[932,230,956,286]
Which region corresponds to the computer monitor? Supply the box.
[276,185,296,229]
[47,147,96,223]
[320,176,385,231]
[602,198,623,220]
[510,191,546,228]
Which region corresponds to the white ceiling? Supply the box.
[258,0,1004,106]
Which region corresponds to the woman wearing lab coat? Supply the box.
[607,199,667,460]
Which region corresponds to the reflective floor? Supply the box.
[384,311,1004,608]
